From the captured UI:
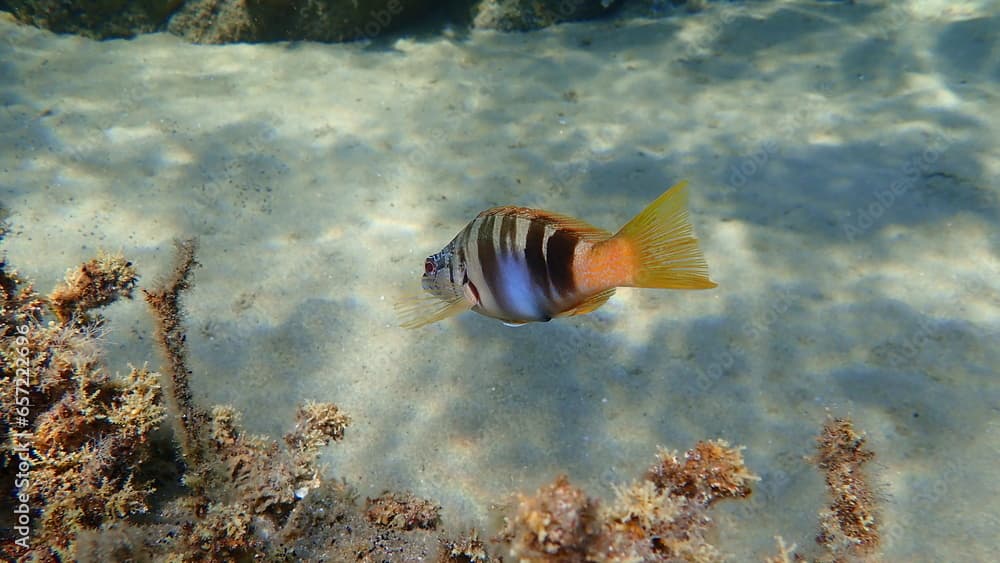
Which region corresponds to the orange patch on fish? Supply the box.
[574,237,637,296]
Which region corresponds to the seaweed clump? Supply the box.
[0,243,161,561]
[814,417,880,560]
[48,251,138,325]
[0,237,482,562]
[439,530,495,562]
[366,491,442,531]
[144,400,353,560]
[500,439,759,562]
[0,222,885,562]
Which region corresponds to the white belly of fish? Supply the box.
[478,253,553,322]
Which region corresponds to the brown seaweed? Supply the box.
[814,417,880,560]
[0,226,884,562]
[142,238,206,469]
[499,440,759,562]
[1,242,161,561]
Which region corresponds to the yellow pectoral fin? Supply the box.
[558,288,616,318]
[395,293,471,329]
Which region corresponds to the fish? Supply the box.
[396,180,717,328]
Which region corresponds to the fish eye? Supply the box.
[424,259,435,274]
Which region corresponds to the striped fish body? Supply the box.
[398,181,717,329]
[446,207,605,324]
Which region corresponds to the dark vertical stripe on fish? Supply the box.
[546,228,578,296]
[525,219,550,298]
[500,214,517,255]
[455,239,466,273]
[477,214,508,312]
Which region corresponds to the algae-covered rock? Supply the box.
[0,0,183,39]
[167,0,434,43]
[1,0,628,41]
[0,0,435,42]
[473,0,618,32]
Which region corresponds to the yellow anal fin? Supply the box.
[558,288,616,318]
[614,180,717,290]
[395,293,470,329]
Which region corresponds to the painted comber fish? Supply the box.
[397,181,717,328]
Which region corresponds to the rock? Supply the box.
[167,0,434,43]
[0,0,183,39]
[0,0,629,42]
[1,0,436,42]
[472,0,619,32]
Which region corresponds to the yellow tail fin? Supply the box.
[614,181,717,289]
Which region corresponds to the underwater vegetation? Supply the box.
[814,418,880,560]
[499,440,756,562]
[0,224,882,561]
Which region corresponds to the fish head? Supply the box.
[421,243,467,302]
[396,241,472,329]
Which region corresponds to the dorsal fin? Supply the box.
[477,206,611,241]
[557,288,616,318]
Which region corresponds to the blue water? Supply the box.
[1,2,998,560]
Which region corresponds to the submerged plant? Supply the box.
[814,417,880,560]
[0,236,461,561]
[0,223,883,562]
[1,244,160,561]
[500,439,759,562]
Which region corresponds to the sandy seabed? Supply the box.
[1,1,998,560]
